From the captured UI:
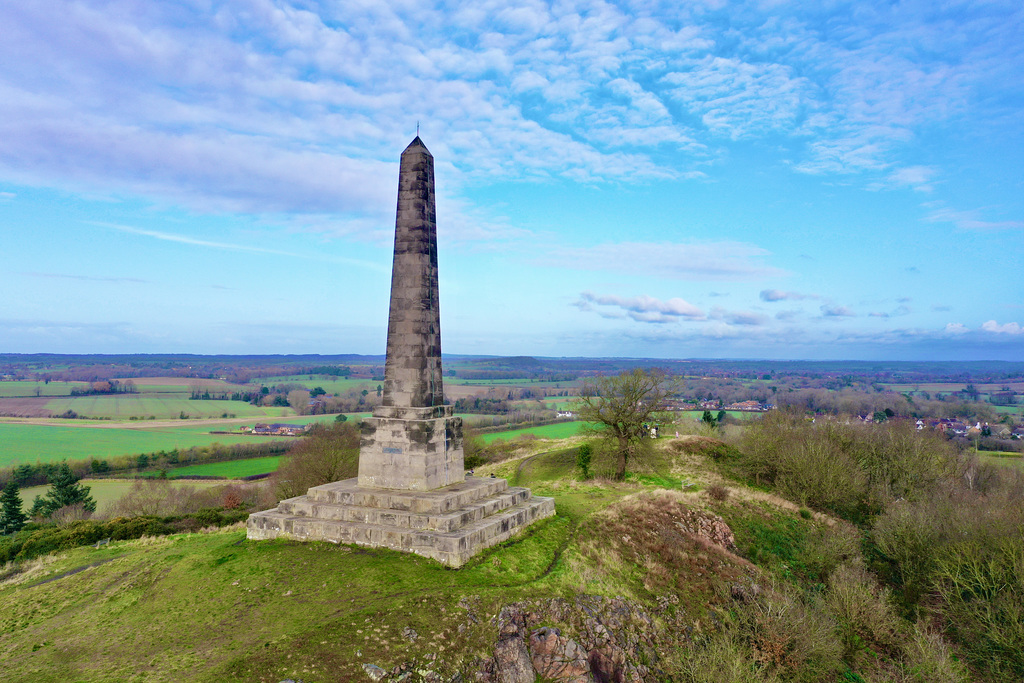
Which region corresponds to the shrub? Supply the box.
[674,630,783,683]
[795,522,862,585]
[108,478,206,518]
[463,427,487,469]
[775,434,868,519]
[735,589,843,682]
[576,443,592,480]
[823,562,901,661]
[737,415,960,522]
[51,503,93,526]
[898,624,970,683]
[871,498,950,609]
[272,422,359,500]
[707,484,730,502]
[933,532,1024,681]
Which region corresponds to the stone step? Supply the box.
[306,476,509,514]
[247,495,556,567]
[278,486,533,532]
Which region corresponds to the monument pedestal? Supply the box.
[357,404,464,491]
[247,476,554,567]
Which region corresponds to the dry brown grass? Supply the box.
[575,490,753,602]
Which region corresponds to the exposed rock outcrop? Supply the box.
[477,596,659,683]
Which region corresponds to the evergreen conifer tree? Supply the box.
[39,463,97,516]
[27,495,47,519]
[0,480,28,534]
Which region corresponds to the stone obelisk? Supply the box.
[357,137,464,491]
[246,137,553,567]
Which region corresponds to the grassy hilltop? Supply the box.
[2,420,1022,682]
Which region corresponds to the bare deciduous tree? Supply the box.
[573,368,669,481]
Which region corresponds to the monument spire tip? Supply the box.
[404,135,430,155]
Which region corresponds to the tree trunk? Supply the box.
[615,434,629,481]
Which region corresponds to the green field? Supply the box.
[0,413,360,468]
[0,423,285,467]
[0,381,87,397]
[18,478,227,516]
[480,421,586,443]
[144,456,282,479]
[41,396,291,419]
[256,376,375,394]
[978,453,1024,470]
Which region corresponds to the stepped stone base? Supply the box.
[247,476,555,567]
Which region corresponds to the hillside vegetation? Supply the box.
[1,417,1022,682]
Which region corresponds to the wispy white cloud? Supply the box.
[96,222,388,272]
[821,304,855,318]
[2,0,1016,222]
[709,307,769,326]
[575,291,704,324]
[542,241,786,281]
[869,305,911,319]
[885,166,936,192]
[20,271,148,284]
[663,55,811,140]
[926,206,1024,231]
[760,289,818,302]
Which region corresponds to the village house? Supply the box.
[251,423,310,436]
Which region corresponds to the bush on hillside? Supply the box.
[272,422,359,500]
[737,413,960,520]
[933,531,1024,682]
[0,507,249,564]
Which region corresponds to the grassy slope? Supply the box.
[479,421,586,443]
[0,436,848,683]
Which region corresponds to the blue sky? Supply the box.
[1,0,1022,360]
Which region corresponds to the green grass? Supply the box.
[0,381,88,397]
[42,395,288,419]
[0,413,366,469]
[0,514,574,681]
[979,453,1024,470]
[0,428,929,683]
[511,447,578,487]
[0,423,286,467]
[255,376,374,394]
[142,456,282,479]
[992,405,1024,415]
[479,421,586,443]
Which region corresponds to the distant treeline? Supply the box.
[69,379,139,396]
[4,353,1024,385]
[0,441,295,489]
[300,365,352,377]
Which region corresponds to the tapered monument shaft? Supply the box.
[357,137,464,490]
[382,136,444,410]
